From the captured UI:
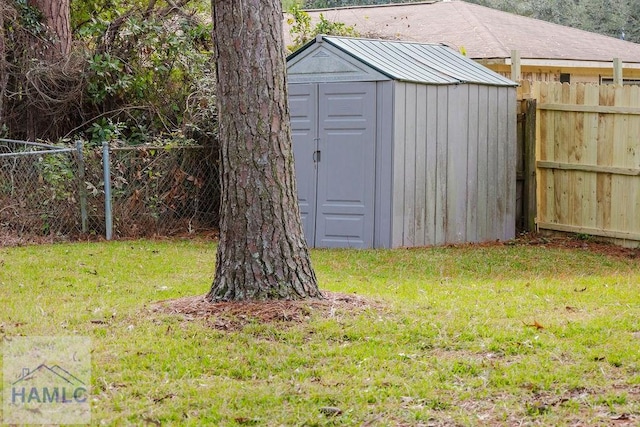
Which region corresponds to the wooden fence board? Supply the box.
[610,85,626,236]
[530,81,640,246]
[583,84,599,229]
[538,82,553,225]
[629,87,640,234]
[554,83,568,227]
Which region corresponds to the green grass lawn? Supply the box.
[1,238,639,426]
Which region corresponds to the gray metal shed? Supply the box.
[287,35,517,249]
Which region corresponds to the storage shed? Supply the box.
[287,35,518,248]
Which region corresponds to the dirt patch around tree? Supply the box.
[150,291,383,331]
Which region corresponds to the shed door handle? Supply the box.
[313,150,321,163]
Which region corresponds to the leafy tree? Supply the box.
[208,0,320,301]
[1,0,215,144]
[283,0,303,11]
[287,4,357,51]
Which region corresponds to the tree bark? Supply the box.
[207,0,320,301]
[0,3,7,128]
[27,0,71,59]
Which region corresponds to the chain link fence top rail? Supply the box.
[0,139,220,246]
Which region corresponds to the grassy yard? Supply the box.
[0,238,639,426]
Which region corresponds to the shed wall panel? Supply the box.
[424,86,439,245]
[391,83,406,247]
[414,84,428,246]
[374,81,395,248]
[446,85,470,244]
[403,83,418,246]
[486,87,499,238]
[434,85,449,245]
[466,84,480,242]
[476,85,490,241]
[391,83,517,247]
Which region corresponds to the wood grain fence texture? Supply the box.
[521,81,640,246]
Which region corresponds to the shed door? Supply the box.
[290,84,318,244]
[290,82,376,248]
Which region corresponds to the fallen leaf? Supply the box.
[523,320,545,330]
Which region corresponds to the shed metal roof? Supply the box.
[289,35,516,86]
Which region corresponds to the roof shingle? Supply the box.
[286,0,640,64]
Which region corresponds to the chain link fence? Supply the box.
[0,139,82,244]
[0,139,220,246]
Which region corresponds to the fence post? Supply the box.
[102,141,113,240]
[76,140,89,233]
[613,58,623,85]
[523,98,537,232]
[510,49,521,81]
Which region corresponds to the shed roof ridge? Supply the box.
[323,36,456,83]
[323,34,444,47]
[318,35,516,86]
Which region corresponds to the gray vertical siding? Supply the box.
[391,82,516,247]
[391,83,406,248]
[476,85,490,241]
[404,84,418,246]
[466,84,480,242]
[374,81,395,248]
[434,85,449,245]
[446,84,469,243]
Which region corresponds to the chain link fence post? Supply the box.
[102,141,113,240]
[76,140,88,233]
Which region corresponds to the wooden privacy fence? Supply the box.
[520,81,640,246]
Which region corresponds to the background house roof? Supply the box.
[288,35,517,86]
[286,0,640,64]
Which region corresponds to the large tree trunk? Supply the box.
[0,3,7,128]
[207,0,320,301]
[27,0,71,59]
[22,0,71,140]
